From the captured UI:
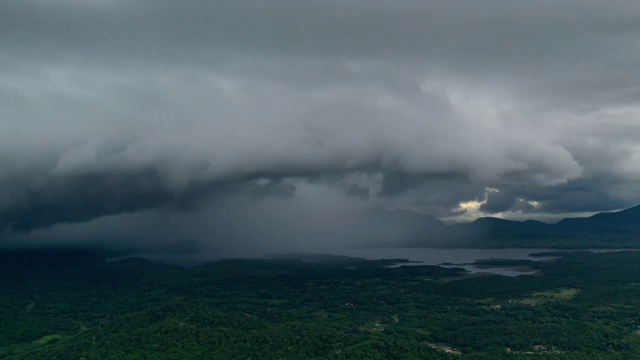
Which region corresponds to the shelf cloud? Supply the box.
[2,0,640,251]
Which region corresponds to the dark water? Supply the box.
[116,247,563,276]
[113,247,637,277]
[338,248,556,276]
[339,247,555,265]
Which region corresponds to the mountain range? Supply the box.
[372,205,640,249]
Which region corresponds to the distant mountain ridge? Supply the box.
[378,204,640,249]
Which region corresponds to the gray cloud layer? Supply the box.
[2,0,640,250]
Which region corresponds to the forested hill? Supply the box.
[380,204,640,248]
[4,249,640,358]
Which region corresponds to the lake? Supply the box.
[120,247,569,276]
[338,247,558,276]
[116,246,639,277]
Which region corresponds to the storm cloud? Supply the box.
[2,0,640,251]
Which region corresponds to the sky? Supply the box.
[2,0,640,253]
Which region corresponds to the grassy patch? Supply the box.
[33,334,63,345]
[517,288,579,305]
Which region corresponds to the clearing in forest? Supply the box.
[517,288,579,305]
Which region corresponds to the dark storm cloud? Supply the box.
[479,190,516,214]
[523,179,640,215]
[473,175,640,218]
[2,0,640,247]
[0,170,172,232]
[379,172,470,198]
[0,168,299,233]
